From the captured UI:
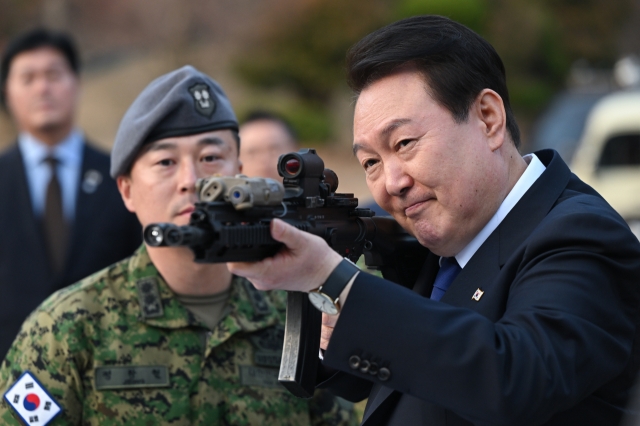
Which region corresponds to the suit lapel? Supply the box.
[65,143,106,274]
[411,252,440,296]
[441,231,501,309]
[497,150,570,266]
[6,146,51,271]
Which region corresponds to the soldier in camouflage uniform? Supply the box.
[0,66,356,425]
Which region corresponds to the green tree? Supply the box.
[234,0,390,142]
[235,0,633,142]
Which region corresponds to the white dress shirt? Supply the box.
[18,130,84,221]
[454,153,546,268]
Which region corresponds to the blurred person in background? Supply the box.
[239,110,387,218]
[0,65,356,426]
[0,28,141,358]
[239,110,299,180]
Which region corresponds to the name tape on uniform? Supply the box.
[95,366,169,390]
[239,366,283,389]
[4,371,62,425]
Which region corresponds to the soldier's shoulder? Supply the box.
[37,256,133,320]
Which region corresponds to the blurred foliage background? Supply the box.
[1,0,639,197]
[232,0,638,145]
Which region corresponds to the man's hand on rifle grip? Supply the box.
[228,218,343,293]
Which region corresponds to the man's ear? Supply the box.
[2,85,14,116]
[474,89,507,151]
[116,175,136,213]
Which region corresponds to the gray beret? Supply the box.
[110,65,238,177]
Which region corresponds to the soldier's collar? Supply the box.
[128,246,280,332]
[200,277,282,349]
[128,245,197,329]
[223,278,281,332]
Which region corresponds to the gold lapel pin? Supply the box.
[472,288,484,301]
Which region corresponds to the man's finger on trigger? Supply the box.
[270,218,305,249]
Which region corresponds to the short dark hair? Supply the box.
[1,28,80,107]
[346,15,520,147]
[241,110,298,143]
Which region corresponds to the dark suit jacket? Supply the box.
[0,142,141,358]
[321,150,640,425]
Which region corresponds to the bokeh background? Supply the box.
[1,0,640,203]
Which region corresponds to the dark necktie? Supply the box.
[430,257,462,301]
[43,156,69,276]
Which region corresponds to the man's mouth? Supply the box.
[177,206,195,217]
[404,198,432,218]
[33,99,56,110]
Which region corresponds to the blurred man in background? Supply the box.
[239,110,299,180]
[0,28,141,358]
[239,110,387,218]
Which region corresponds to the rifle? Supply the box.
[143,148,428,398]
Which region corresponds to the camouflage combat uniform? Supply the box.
[0,245,355,425]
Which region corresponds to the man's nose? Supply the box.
[384,159,413,197]
[178,161,198,193]
[33,74,54,95]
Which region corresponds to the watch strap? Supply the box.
[321,258,360,300]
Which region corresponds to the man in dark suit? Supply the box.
[229,16,640,425]
[0,29,141,358]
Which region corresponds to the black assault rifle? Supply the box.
[143,148,428,398]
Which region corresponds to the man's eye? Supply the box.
[363,159,378,170]
[158,159,174,166]
[46,69,63,81]
[202,155,220,163]
[398,139,414,148]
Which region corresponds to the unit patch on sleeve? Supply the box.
[3,371,62,425]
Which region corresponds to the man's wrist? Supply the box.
[308,258,360,315]
[338,272,358,308]
[306,251,343,293]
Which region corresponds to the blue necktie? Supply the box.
[430,257,462,301]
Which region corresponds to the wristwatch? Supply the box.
[308,258,360,315]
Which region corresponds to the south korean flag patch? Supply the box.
[4,371,62,424]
